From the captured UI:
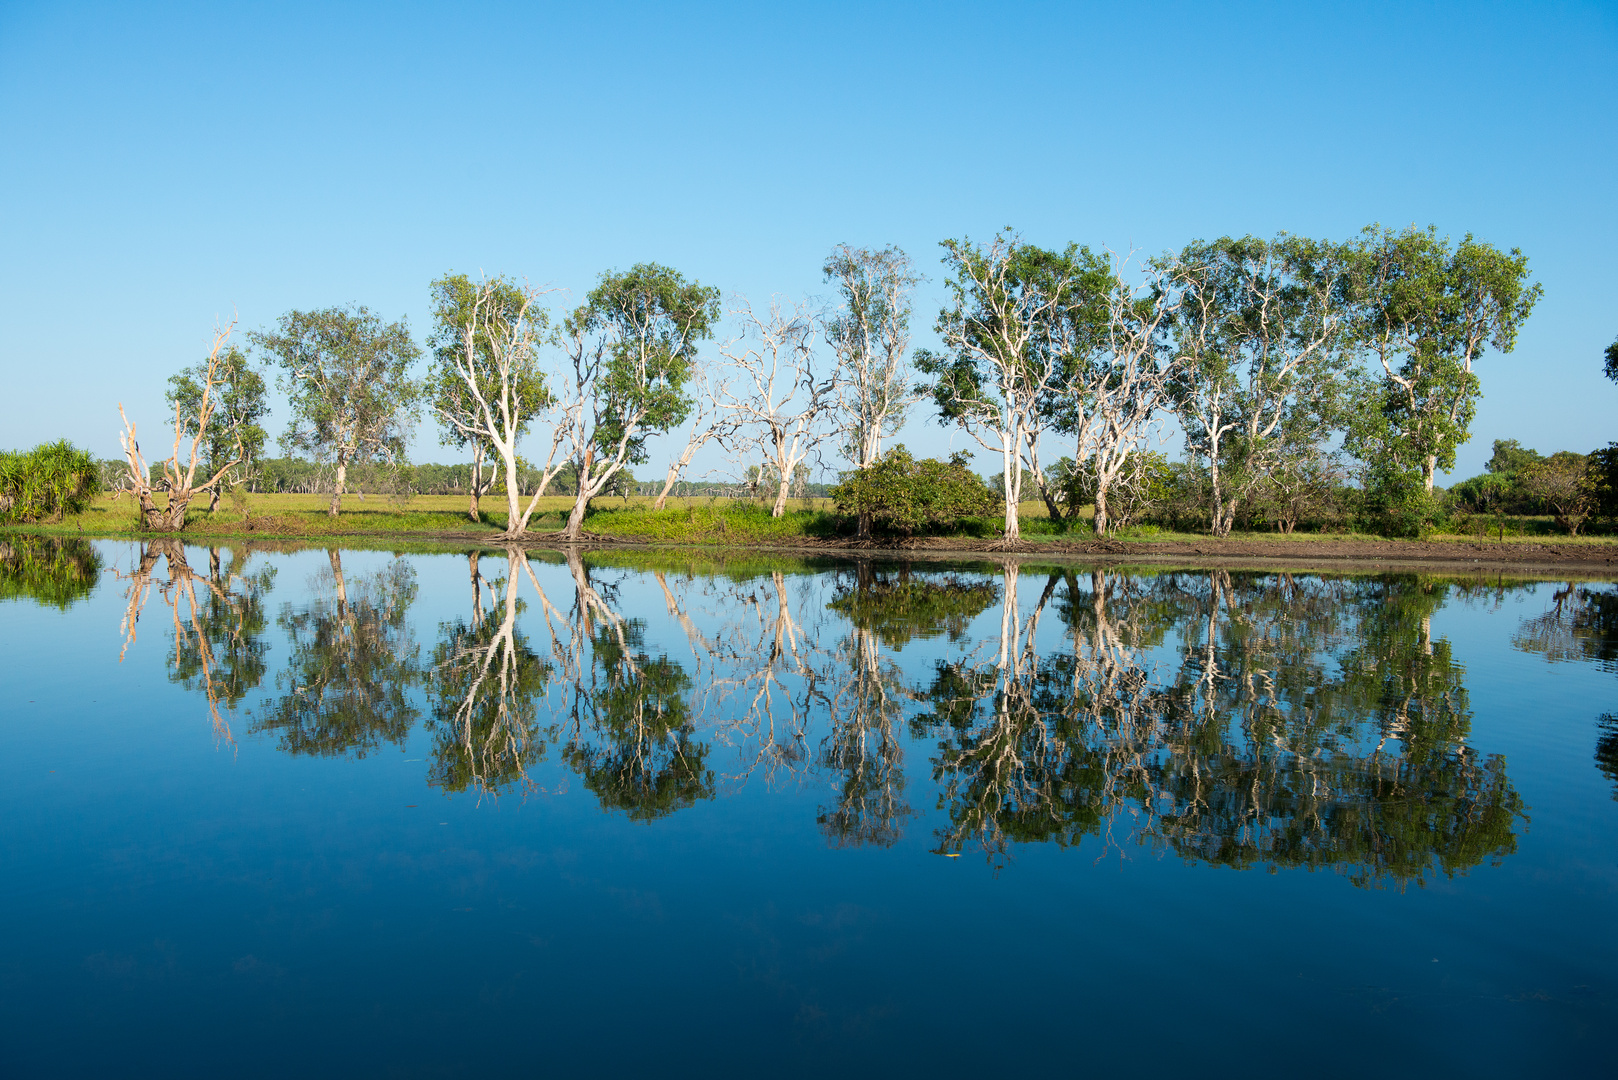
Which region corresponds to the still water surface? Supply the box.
[1,536,1615,1076]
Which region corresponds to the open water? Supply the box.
[1,536,1614,1077]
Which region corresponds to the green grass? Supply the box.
[6,491,1616,549]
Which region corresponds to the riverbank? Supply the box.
[8,492,1618,573]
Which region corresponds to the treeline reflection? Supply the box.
[29,537,1618,882]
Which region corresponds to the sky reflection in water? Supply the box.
[1,536,1614,1077]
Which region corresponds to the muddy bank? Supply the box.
[499,533,1618,575]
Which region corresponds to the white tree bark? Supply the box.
[717,296,838,518]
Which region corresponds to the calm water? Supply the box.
[1,536,1615,1077]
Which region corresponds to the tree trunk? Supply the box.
[563,449,595,541]
[1092,485,1109,537]
[564,491,589,540]
[654,462,679,511]
[500,444,525,538]
[1423,455,1437,495]
[208,487,221,515]
[1001,430,1020,541]
[772,478,790,518]
[330,459,347,518]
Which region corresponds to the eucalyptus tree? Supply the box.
[166,345,270,513]
[717,295,838,517]
[1170,234,1356,536]
[823,244,924,538]
[250,305,423,517]
[554,263,720,540]
[916,232,1102,541]
[1060,250,1189,536]
[1345,225,1542,495]
[119,320,253,531]
[427,273,569,533]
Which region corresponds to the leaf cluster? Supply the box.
[830,446,998,536]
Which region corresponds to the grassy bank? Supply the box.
[6,491,1618,551]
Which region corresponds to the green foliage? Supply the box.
[1345,225,1542,490]
[1588,444,1618,522]
[1486,438,1542,477]
[0,441,99,523]
[165,344,270,486]
[575,263,720,466]
[830,446,998,536]
[1170,233,1357,534]
[250,305,423,483]
[0,535,102,608]
[1353,460,1447,538]
[426,273,552,496]
[1521,451,1594,535]
[1605,335,1618,385]
[1047,451,1174,532]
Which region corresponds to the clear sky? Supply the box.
[2,0,1614,483]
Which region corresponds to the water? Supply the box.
[1,536,1614,1077]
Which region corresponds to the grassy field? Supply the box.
[6,491,1616,549]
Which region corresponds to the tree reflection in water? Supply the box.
[0,535,102,609]
[425,551,560,798]
[113,539,272,747]
[1512,580,1618,798]
[820,564,1000,847]
[102,541,1548,884]
[253,550,421,757]
[919,567,1526,885]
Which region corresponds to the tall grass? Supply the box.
[0,441,99,523]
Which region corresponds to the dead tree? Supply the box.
[717,296,838,518]
[117,320,246,532]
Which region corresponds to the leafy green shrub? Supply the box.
[830,447,997,536]
[1521,451,1595,535]
[0,441,99,523]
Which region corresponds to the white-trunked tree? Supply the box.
[916,231,1091,542]
[650,358,737,511]
[822,244,923,538]
[718,296,839,518]
[1047,248,1186,537]
[427,273,573,537]
[554,263,720,541]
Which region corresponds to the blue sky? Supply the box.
[1,0,1614,482]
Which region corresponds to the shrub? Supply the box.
[0,441,99,523]
[831,446,997,536]
[1352,463,1446,538]
[1521,451,1594,535]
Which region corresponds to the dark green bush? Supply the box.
[0,441,99,523]
[831,447,998,536]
